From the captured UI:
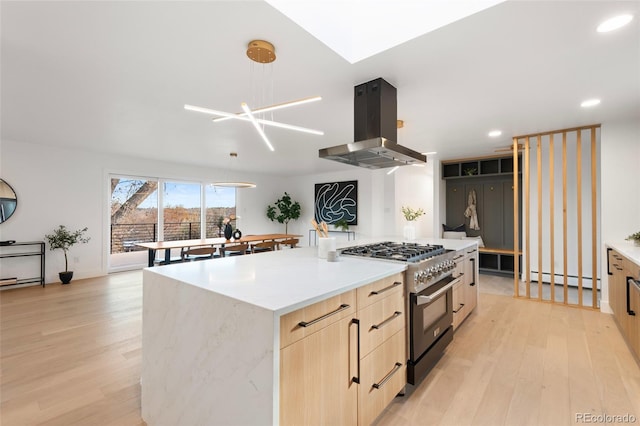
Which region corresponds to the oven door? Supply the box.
[409,275,458,364]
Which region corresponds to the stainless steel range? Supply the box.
[340,241,461,385]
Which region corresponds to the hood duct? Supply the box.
[319,78,426,169]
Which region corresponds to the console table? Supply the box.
[308,229,356,246]
[0,241,46,287]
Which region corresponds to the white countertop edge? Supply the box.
[606,241,640,268]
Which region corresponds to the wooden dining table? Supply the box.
[137,234,302,267]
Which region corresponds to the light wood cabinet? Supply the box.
[280,315,358,426]
[280,290,356,349]
[452,278,466,330]
[624,259,640,360]
[609,249,629,334]
[608,248,640,361]
[463,248,478,313]
[280,273,406,425]
[452,247,478,330]
[358,330,406,426]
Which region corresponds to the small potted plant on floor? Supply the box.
[626,231,640,247]
[45,225,90,284]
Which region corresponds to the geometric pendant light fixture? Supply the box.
[184,40,323,152]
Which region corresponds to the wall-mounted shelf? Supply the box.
[443,155,521,179]
[0,241,46,287]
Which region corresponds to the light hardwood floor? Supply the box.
[2,272,639,425]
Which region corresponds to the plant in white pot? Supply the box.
[401,206,425,240]
[626,231,640,247]
[45,225,90,284]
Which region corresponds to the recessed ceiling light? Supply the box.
[421,151,437,156]
[581,99,601,108]
[597,14,633,33]
[488,130,502,137]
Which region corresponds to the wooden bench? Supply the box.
[478,247,521,275]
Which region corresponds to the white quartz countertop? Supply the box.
[606,241,640,268]
[145,246,406,315]
[145,238,477,316]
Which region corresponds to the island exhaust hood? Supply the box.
[319,78,426,169]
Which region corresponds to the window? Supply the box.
[108,175,236,271]
[163,182,201,241]
[205,185,236,237]
[110,177,158,254]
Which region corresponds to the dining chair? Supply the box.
[251,241,278,254]
[221,244,249,257]
[181,246,218,261]
[279,238,299,249]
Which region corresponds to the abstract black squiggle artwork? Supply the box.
[314,180,358,225]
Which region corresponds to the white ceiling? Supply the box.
[2,1,639,177]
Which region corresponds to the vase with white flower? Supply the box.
[401,206,425,240]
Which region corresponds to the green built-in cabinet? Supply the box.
[443,155,522,276]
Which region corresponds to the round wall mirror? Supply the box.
[0,179,18,223]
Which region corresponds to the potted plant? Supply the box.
[401,206,425,240]
[626,231,640,247]
[334,218,349,232]
[266,192,301,234]
[45,225,90,284]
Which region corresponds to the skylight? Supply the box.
[266,0,506,64]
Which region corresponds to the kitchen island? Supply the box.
[141,238,478,425]
[141,245,406,425]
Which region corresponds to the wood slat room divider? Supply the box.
[512,124,601,309]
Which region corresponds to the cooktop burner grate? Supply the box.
[340,241,445,263]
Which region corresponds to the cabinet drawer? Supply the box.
[452,280,466,330]
[358,291,405,358]
[280,290,356,349]
[356,273,404,310]
[358,329,406,426]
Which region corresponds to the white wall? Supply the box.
[600,118,640,312]
[0,139,287,284]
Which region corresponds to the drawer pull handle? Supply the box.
[627,278,638,316]
[372,362,403,389]
[298,304,350,328]
[453,303,465,313]
[371,311,402,329]
[370,281,402,296]
[453,255,464,260]
[352,319,360,384]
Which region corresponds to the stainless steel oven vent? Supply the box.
[319,78,426,169]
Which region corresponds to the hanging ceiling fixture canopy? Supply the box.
[212,152,256,189]
[184,40,323,152]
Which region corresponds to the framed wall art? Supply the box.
[314,180,357,225]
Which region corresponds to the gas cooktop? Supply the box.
[339,241,446,263]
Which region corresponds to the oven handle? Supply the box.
[416,277,460,306]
